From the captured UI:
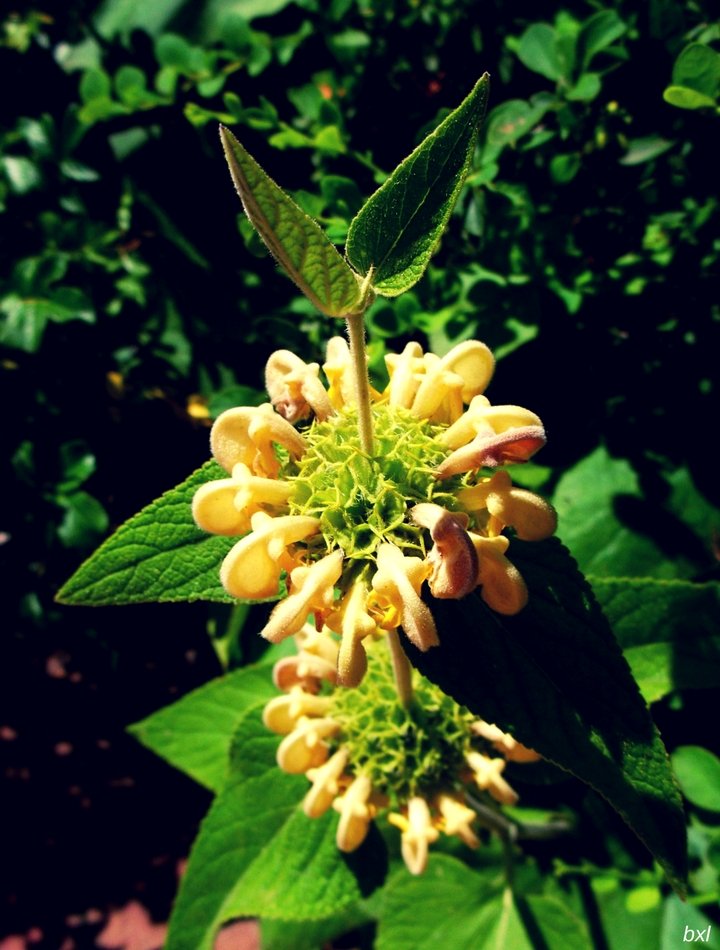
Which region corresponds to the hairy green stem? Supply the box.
[345,309,374,455]
[387,629,414,707]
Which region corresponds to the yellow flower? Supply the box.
[388,797,440,875]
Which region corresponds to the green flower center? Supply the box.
[329,641,473,806]
[288,404,461,561]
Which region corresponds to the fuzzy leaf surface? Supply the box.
[129,664,276,791]
[56,461,238,605]
[593,578,720,703]
[166,705,385,950]
[404,538,687,892]
[346,74,489,296]
[220,125,362,316]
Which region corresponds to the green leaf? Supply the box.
[345,74,489,297]
[166,705,384,949]
[375,855,528,950]
[405,538,687,892]
[219,126,363,317]
[56,461,240,605]
[671,43,720,98]
[663,85,718,110]
[57,492,109,548]
[551,446,702,579]
[484,95,555,148]
[661,894,720,950]
[619,136,675,166]
[576,11,627,72]
[672,747,720,812]
[593,578,720,703]
[261,905,371,950]
[524,893,593,949]
[129,663,276,792]
[516,24,564,81]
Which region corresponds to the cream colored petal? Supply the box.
[334,774,373,853]
[472,720,541,763]
[331,582,376,687]
[323,337,356,410]
[210,404,273,472]
[262,688,332,735]
[485,488,557,541]
[466,751,519,806]
[232,462,293,511]
[303,748,349,818]
[272,653,338,692]
[276,717,339,774]
[192,477,250,535]
[411,341,494,420]
[219,513,320,599]
[384,341,424,408]
[439,403,542,450]
[396,797,439,875]
[469,533,528,615]
[294,624,340,666]
[261,550,344,643]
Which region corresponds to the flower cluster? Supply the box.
[264,625,540,874]
[192,337,556,686]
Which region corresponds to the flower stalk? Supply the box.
[344,309,374,455]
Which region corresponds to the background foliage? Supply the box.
[2,0,719,946]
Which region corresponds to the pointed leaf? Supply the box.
[129,663,276,791]
[166,705,385,950]
[220,126,363,316]
[593,578,720,703]
[404,538,687,893]
[375,855,529,950]
[345,74,489,297]
[56,461,239,605]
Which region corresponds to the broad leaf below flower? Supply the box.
[404,538,687,893]
[56,461,244,605]
[165,705,387,950]
[129,663,276,791]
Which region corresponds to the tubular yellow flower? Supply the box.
[304,748,349,818]
[469,532,529,615]
[210,404,306,477]
[276,716,340,774]
[458,471,557,541]
[262,687,333,735]
[436,794,480,849]
[471,720,542,763]
[220,511,320,599]
[261,549,344,643]
[410,340,495,424]
[389,797,440,875]
[192,462,292,536]
[327,581,377,688]
[334,774,375,852]
[370,543,438,651]
[466,750,519,806]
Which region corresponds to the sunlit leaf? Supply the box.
[593,578,720,702]
[166,706,385,949]
[346,74,489,296]
[56,462,239,605]
[129,664,276,791]
[220,126,363,317]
